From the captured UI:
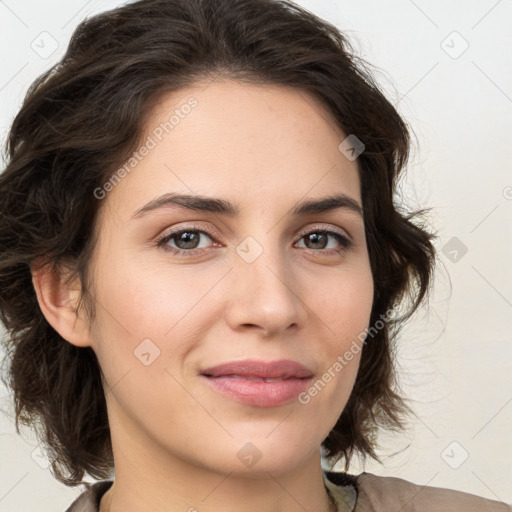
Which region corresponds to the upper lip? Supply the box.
[201,359,314,379]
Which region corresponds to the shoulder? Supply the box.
[329,470,511,512]
[64,480,113,512]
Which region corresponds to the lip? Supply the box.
[200,359,314,407]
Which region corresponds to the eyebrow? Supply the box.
[131,192,363,219]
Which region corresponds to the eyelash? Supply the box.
[155,223,353,257]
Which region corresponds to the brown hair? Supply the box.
[0,0,436,486]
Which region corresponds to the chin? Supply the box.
[222,433,321,477]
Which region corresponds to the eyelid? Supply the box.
[154,222,217,253]
[295,223,351,242]
[157,221,351,245]
[155,219,357,260]
[157,221,221,241]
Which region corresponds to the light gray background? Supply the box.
[1,0,511,510]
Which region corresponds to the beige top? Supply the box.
[323,471,512,511]
[65,471,512,511]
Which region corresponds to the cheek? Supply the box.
[304,266,372,400]
[90,252,224,389]
[95,251,219,338]
[309,266,374,342]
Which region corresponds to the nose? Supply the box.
[224,239,308,337]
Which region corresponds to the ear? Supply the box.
[31,262,93,348]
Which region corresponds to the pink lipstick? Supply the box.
[200,359,314,407]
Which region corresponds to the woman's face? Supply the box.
[84,79,374,475]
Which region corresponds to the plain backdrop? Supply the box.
[0,0,511,510]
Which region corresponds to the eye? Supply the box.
[156,225,215,255]
[155,224,353,256]
[295,228,352,255]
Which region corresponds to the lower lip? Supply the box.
[200,375,313,407]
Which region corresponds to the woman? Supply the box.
[0,0,509,511]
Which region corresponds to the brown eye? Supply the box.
[156,227,216,255]
[296,229,352,254]
[169,230,204,250]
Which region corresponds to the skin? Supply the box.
[33,79,374,512]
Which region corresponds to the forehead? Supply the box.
[100,79,361,222]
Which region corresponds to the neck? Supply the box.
[98,398,347,512]
[100,437,340,512]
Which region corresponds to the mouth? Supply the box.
[200,359,314,407]
[205,375,296,382]
[201,358,314,380]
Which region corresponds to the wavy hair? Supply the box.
[0,0,436,486]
